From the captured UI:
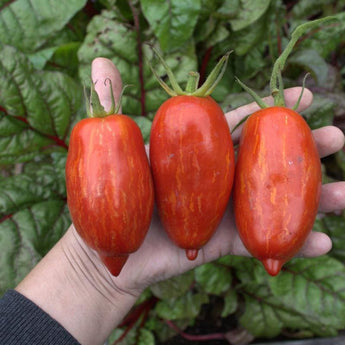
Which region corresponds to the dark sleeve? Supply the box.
[0,290,81,345]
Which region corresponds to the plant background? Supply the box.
[1,0,345,344]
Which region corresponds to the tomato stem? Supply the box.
[148,46,183,97]
[293,73,310,111]
[270,16,337,106]
[106,78,116,114]
[272,68,286,107]
[85,79,127,118]
[185,72,200,94]
[235,77,268,109]
[236,16,337,110]
[148,46,231,97]
[87,81,108,118]
[192,51,231,97]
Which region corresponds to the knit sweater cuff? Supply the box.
[0,290,80,345]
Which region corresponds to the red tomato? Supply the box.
[233,106,322,276]
[150,95,235,260]
[66,115,154,276]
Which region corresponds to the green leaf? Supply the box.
[0,200,70,294]
[234,46,268,80]
[141,0,201,52]
[0,113,51,164]
[51,43,81,76]
[228,255,267,281]
[291,0,342,21]
[78,10,197,117]
[229,13,269,56]
[27,47,57,70]
[195,262,232,295]
[0,152,68,294]
[288,49,329,85]
[31,42,82,78]
[194,3,230,46]
[130,115,152,143]
[0,0,87,53]
[221,289,238,317]
[78,10,142,115]
[301,94,335,130]
[0,0,10,7]
[318,215,345,261]
[0,153,66,215]
[240,286,283,338]
[239,256,345,338]
[295,11,345,58]
[150,270,194,299]
[155,291,209,320]
[228,0,271,31]
[0,46,83,163]
[0,170,63,218]
[107,325,138,345]
[137,328,155,345]
[145,317,192,343]
[336,149,345,180]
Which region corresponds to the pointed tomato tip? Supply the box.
[186,249,199,261]
[261,258,284,276]
[99,253,129,276]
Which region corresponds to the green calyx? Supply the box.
[149,46,231,97]
[236,16,338,110]
[85,79,125,118]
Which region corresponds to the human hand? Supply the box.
[88,57,345,296]
[15,57,345,345]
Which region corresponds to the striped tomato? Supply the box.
[66,85,154,276]
[233,107,322,275]
[150,95,234,260]
[148,49,234,260]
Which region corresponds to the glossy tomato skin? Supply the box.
[233,106,322,275]
[150,95,235,260]
[66,115,154,275]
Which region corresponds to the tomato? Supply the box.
[66,114,154,276]
[150,95,235,260]
[233,106,322,275]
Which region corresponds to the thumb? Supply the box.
[91,57,123,113]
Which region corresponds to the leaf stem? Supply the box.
[165,320,226,341]
[0,214,13,223]
[112,297,158,345]
[199,46,214,85]
[128,0,146,116]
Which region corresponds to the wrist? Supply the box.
[16,225,139,345]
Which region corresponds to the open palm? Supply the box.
[84,57,345,296]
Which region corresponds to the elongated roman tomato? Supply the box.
[66,114,154,276]
[233,106,322,275]
[150,95,235,260]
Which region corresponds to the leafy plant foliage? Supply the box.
[0,0,345,344]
